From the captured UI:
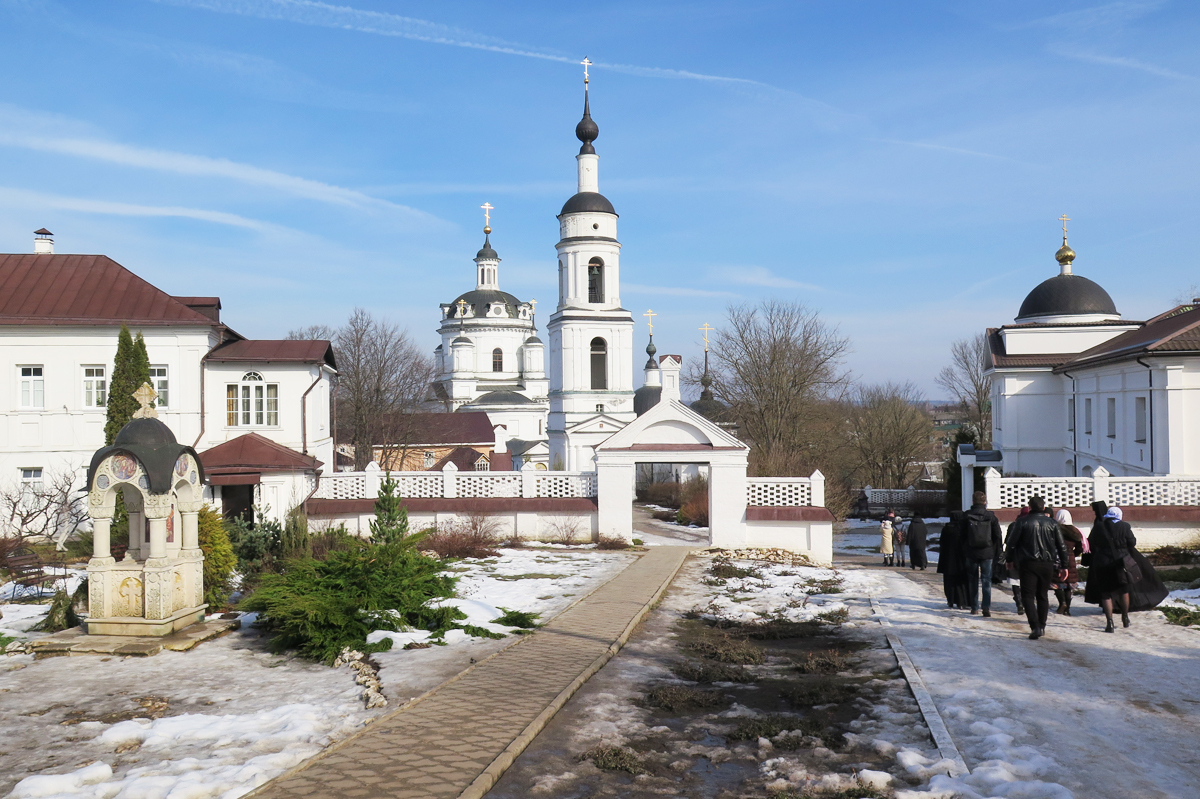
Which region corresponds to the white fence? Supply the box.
[313,463,597,501]
[746,471,824,507]
[864,487,946,508]
[985,467,1200,509]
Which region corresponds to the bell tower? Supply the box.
[547,61,635,470]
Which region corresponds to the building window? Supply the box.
[424,451,435,469]
[587,258,604,303]
[1067,398,1075,432]
[1106,397,1117,439]
[1084,398,1092,435]
[474,457,490,471]
[1135,396,1147,443]
[20,467,42,485]
[226,372,278,427]
[150,366,169,408]
[82,366,106,408]
[492,348,503,372]
[590,338,607,390]
[19,366,44,409]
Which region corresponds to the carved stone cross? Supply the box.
[132,382,159,419]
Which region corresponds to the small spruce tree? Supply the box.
[106,326,147,444]
[370,473,409,545]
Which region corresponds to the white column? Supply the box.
[960,464,975,511]
[1093,466,1111,504]
[443,462,458,498]
[709,460,748,549]
[577,153,599,193]
[984,468,1001,509]
[181,511,199,551]
[596,460,633,542]
[809,470,826,508]
[148,516,168,560]
[92,517,112,560]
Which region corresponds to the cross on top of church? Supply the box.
[481,202,494,234]
[643,308,656,334]
[456,298,468,318]
[581,57,592,85]
[699,323,714,352]
[132,382,159,419]
[1059,213,1070,240]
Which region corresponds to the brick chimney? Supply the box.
[33,229,54,255]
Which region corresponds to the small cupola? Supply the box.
[34,228,54,255]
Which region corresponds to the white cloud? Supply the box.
[869,138,1026,164]
[1051,48,1194,80]
[713,266,826,292]
[0,186,279,230]
[0,104,441,221]
[1011,1,1165,32]
[623,283,737,298]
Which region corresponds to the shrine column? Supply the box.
[179,501,206,609]
[86,502,118,620]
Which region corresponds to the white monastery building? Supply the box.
[986,225,1200,479]
[0,230,335,531]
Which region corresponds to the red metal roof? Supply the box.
[199,433,321,474]
[1057,304,1200,370]
[206,339,336,369]
[369,411,495,447]
[0,254,219,326]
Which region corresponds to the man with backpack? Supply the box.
[1003,495,1069,640]
[964,491,1004,617]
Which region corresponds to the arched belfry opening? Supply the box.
[84,383,208,636]
[587,258,604,303]
[590,337,608,390]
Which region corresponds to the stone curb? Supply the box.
[455,547,690,799]
[870,595,970,778]
[241,548,660,799]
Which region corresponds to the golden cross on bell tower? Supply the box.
[1059,213,1070,241]
[699,323,714,353]
[481,202,494,234]
[643,308,656,334]
[456,298,468,318]
[132,382,159,419]
[581,57,592,85]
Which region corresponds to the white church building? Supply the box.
[986,228,1200,479]
[0,230,335,536]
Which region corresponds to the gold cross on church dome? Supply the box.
[1059,214,1070,238]
[132,382,159,419]
[643,308,656,334]
[699,322,714,352]
[456,298,469,318]
[481,202,494,233]
[581,57,592,85]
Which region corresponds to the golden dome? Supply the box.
[1055,241,1075,264]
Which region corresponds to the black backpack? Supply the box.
[965,511,992,550]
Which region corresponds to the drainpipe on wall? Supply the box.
[300,365,323,455]
[1061,367,1077,476]
[192,356,206,449]
[1136,357,1155,474]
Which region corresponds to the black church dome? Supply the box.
[560,192,617,216]
[1017,274,1118,321]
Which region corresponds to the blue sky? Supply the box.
[1,1,1197,396]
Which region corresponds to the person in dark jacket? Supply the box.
[937,512,971,609]
[907,516,929,570]
[1083,503,1167,630]
[1004,495,1069,640]
[964,491,1004,617]
[1004,506,1030,616]
[1052,509,1084,616]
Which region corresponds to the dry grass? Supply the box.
[638,684,729,712]
[422,515,502,559]
[669,659,754,683]
[580,745,645,774]
[794,650,853,675]
[596,535,631,550]
[726,714,797,742]
[685,633,766,665]
[781,677,859,707]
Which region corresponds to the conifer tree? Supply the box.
[105,325,151,444]
[369,473,409,545]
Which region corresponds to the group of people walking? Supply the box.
[879,510,928,570]
[931,491,1167,638]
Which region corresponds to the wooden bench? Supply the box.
[4,547,47,600]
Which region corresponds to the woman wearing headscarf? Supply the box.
[880,513,894,567]
[1084,502,1164,631]
[1052,509,1084,616]
[908,515,929,570]
[937,511,971,609]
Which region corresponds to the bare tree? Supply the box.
[335,309,434,470]
[286,324,338,341]
[935,333,992,448]
[0,469,87,548]
[1172,284,1200,306]
[847,382,935,488]
[698,300,851,477]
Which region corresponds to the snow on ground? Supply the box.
[1,546,636,799]
[873,568,1200,799]
[631,505,710,547]
[836,519,942,565]
[0,567,86,602]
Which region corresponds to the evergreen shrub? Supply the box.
[369,474,409,545]
[197,507,236,609]
[239,534,461,663]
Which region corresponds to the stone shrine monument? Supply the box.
[84,383,208,636]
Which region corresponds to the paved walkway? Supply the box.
[246,546,691,799]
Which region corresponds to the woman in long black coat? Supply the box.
[908,516,929,570]
[937,512,971,609]
[1084,502,1168,631]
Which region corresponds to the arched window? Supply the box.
[492,348,503,372]
[590,337,607,390]
[587,257,604,303]
[227,372,277,427]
